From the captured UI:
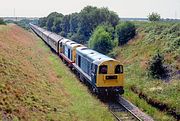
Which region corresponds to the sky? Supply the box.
[0,0,180,19]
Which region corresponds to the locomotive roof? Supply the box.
[66,41,83,49]
[76,47,114,64]
[61,38,73,44]
[48,33,63,42]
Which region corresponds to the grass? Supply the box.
[0,25,8,31]
[40,41,114,121]
[0,24,114,121]
[110,22,180,120]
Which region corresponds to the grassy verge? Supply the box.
[38,40,114,121]
[110,22,180,121]
[0,24,114,121]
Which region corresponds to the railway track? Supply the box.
[109,100,141,121]
[107,96,154,121]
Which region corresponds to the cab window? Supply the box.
[115,65,123,74]
[60,42,62,47]
[78,55,81,67]
[68,48,70,59]
[99,65,107,74]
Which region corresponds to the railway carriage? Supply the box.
[41,30,52,44]
[48,33,63,53]
[31,24,46,38]
[30,24,46,40]
[37,27,46,38]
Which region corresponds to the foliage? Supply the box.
[111,21,179,120]
[52,16,63,33]
[148,12,161,21]
[70,33,86,44]
[69,13,79,34]
[99,23,115,39]
[165,37,180,52]
[38,17,47,27]
[60,15,70,37]
[115,22,136,45]
[0,18,6,25]
[108,47,119,58]
[89,26,113,54]
[77,6,119,42]
[148,53,169,79]
[38,6,120,43]
[15,19,38,30]
[46,12,63,31]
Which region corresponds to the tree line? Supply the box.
[38,6,136,54]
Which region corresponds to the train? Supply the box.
[29,23,124,95]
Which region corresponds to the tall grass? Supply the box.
[111,21,180,120]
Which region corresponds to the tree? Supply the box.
[70,33,86,44]
[115,22,136,45]
[69,13,79,34]
[38,17,47,27]
[38,6,120,44]
[148,12,161,21]
[78,6,120,42]
[99,23,115,39]
[52,15,63,33]
[46,12,63,31]
[60,15,71,37]
[0,18,6,25]
[89,26,113,54]
[148,53,169,79]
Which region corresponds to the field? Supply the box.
[0,24,114,121]
[112,22,180,121]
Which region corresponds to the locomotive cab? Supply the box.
[94,59,124,94]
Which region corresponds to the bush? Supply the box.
[165,37,180,52]
[108,47,119,58]
[115,22,136,45]
[148,53,169,79]
[89,26,113,54]
[148,12,161,21]
[0,18,6,25]
[70,33,86,44]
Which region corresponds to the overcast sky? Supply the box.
[0,0,180,19]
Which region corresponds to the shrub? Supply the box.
[165,37,180,52]
[108,47,119,58]
[89,26,113,54]
[148,12,161,21]
[115,22,136,45]
[148,53,169,79]
[70,33,86,44]
[0,18,6,25]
